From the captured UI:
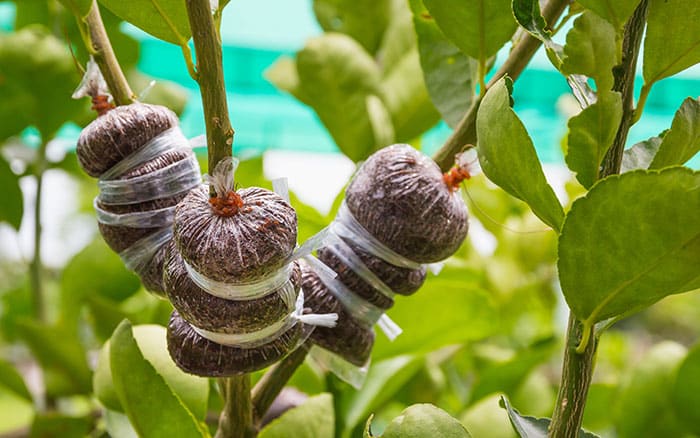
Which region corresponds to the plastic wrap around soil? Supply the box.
[96,149,194,252]
[76,103,178,177]
[345,144,469,263]
[164,239,303,333]
[135,239,170,297]
[167,310,303,377]
[317,236,426,310]
[301,261,374,366]
[174,185,297,283]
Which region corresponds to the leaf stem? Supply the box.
[549,2,649,436]
[432,0,571,171]
[185,0,234,175]
[252,345,309,425]
[632,82,653,124]
[29,139,50,323]
[82,0,135,105]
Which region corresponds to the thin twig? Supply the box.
[215,376,254,438]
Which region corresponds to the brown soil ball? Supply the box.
[134,239,169,297]
[76,103,178,177]
[174,185,297,283]
[164,239,303,333]
[167,310,303,377]
[97,148,194,253]
[317,236,427,310]
[345,144,469,263]
[301,261,374,366]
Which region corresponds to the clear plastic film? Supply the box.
[93,199,176,228]
[190,289,337,349]
[100,127,190,181]
[97,152,201,205]
[119,226,172,273]
[308,344,369,389]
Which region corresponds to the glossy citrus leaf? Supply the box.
[500,396,600,438]
[577,0,642,30]
[408,0,478,128]
[380,404,472,438]
[643,0,700,84]
[313,0,391,55]
[109,321,209,437]
[559,167,700,324]
[98,0,191,45]
[621,136,662,172]
[649,97,700,169]
[476,78,565,231]
[565,91,623,188]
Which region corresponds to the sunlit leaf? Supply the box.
[408,0,478,128]
[109,321,209,437]
[379,404,472,437]
[313,0,391,55]
[476,78,565,231]
[565,91,623,188]
[423,0,517,62]
[0,156,23,230]
[649,97,700,169]
[98,0,191,44]
[643,0,700,84]
[559,168,700,324]
[577,0,642,30]
[259,394,334,438]
[0,359,32,402]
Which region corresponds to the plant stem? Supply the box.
[252,345,309,424]
[549,2,649,436]
[83,0,134,105]
[28,140,50,323]
[600,0,649,176]
[185,0,234,175]
[432,0,571,171]
[216,376,255,438]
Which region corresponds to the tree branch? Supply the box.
[432,0,571,171]
[549,3,649,436]
[216,376,255,438]
[83,0,134,106]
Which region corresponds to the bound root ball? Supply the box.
[167,310,302,377]
[76,103,178,177]
[164,240,303,333]
[174,185,297,283]
[345,144,469,263]
[301,261,374,366]
[135,239,170,297]
[97,148,194,253]
[317,236,427,310]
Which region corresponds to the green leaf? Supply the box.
[408,0,478,128]
[577,0,642,30]
[565,91,623,188]
[561,11,619,91]
[57,0,93,17]
[500,396,600,438]
[338,355,423,436]
[379,49,440,142]
[476,78,565,231]
[643,0,700,84]
[104,410,138,438]
[30,414,92,438]
[0,156,23,230]
[423,0,517,62]
[259,393,334,438]
[621,136,663,172]
[98,0,191,45]
[512,0,552,42]
[373,273,497,360]
[313,0,391,55]
[109,321,209,437]
[0,359,32,402]
[559,167,700,324]
[0,26,86,139]
[15,320,92,395]
[650,97,700,169]
[470,338,556,404]
[671,342,700,434]
[295,33,386,161]
[265,57,302,100]
[615,342,688,438]
[379,404,472,438]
